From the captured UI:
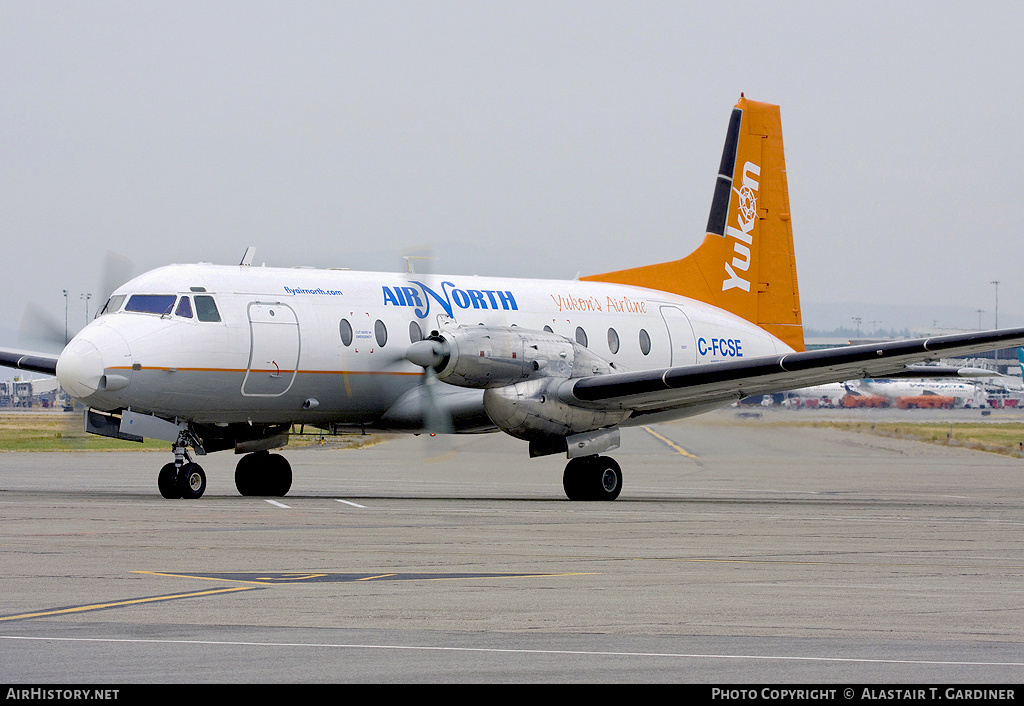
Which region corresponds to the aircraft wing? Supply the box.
[0,349,60,376]
[568,328,1024,416]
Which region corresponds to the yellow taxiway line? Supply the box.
[642,426,699,458]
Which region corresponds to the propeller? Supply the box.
[17,251,137,353]
[406,338,447,369]
[405,334,455,439]
[99,251,135,304]
[420,365,454,436]
[18,303,67,352]
[397,245,458,438]
[401,244,438,275]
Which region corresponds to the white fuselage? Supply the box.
[57,263,790,429]
[855,379,979,400]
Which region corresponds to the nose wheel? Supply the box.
[562,455,622,501]
[158,461,207,499]
[158,434,208,499]
[158,463,179,498]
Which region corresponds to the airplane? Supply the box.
[4,95,1024,502]
[784,368,995,408]
[855,377,984,404]
[781,382,851,406]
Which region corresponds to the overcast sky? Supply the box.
[3,1,1023,352]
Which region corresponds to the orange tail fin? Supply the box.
[581,96,803,352]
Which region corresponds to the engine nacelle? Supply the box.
[407,325,617,389]
[482,378,630,442]
[406,325,629,449]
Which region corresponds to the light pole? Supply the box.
[852,317,862,338]
[991,281,1000,361]
[991,281,1000,329]
[62,290,68,344]
[81,293,92,327]
[976,309,984,330]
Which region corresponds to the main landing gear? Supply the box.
[234,450,292,497]
[562,455,622,501]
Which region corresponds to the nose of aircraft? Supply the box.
[56,326,132,400]
[56,338,104,398]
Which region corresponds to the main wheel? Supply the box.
[562,457,591,500]
[235,451,292,497]
[235,452,262,496]
[265,453,293,497]
[592,457,622,501]
[178,462,207,499]
[562,456,622,501]
[158,463,181,499]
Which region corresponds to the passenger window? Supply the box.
[374,320,388,347]
[639,329,652,355]
[175,297,193,319]
[126,294,176,315]
[607,328,620,354]
[575,326,588,348]
[340,319,353,346]
[194,295,221,322]
[409,321,423,343]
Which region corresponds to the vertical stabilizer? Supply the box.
[582,96,804,351]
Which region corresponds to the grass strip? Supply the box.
[783,420,1024,458]
[0,413,384,452]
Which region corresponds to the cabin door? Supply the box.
[241,302,301,397]
[660,306,697,367]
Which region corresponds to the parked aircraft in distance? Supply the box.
[785,369,994,408]
[4,96,1024,501]
[857,378,982,404]
[782,382,852,406]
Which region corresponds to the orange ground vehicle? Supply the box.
[896,395,954,409]
[840,394,889,408]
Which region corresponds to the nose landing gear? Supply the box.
[157,431,208,499]
[157,460,207,499]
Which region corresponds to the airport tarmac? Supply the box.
[1,408,1024,683]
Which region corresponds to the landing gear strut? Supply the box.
[157,432,208,499]
[562,455,622,501]
[235,450,292,497]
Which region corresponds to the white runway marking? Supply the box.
[0,635,1022,667]
[336,499,367,508]
[263,500,290,508]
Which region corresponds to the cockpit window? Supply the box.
[99,294,126,316]
[125,294,177,315]
[175,296,193,319]
[194,295,221,322]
